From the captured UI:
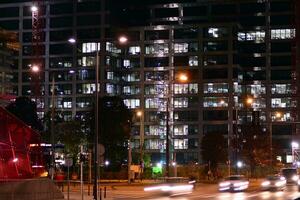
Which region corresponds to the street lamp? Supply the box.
[31,66,56,180]
[165,72,189,177]
[68,37,100,199]
[135,110,144,178]
[292,141,299,165]
[31,5,38,12]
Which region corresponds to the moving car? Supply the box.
[281,168,298,184]
[144,178,194,196]
[219,175,249,192]
[261,175,286,191]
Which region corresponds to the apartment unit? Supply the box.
[0,0,298,164]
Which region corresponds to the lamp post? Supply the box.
[165,73,188,177]
[31,66,56,180]
[292,141,299,165]
[136,110,144,178]
[68,37,100,199]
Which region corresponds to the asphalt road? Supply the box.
[109,184,300,200]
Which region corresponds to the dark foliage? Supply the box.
[6,96,43,131]
[201,132,227,171]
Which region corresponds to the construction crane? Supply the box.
[31,1,43,98]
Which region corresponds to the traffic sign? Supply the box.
[65,158,73,167]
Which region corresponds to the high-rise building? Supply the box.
[0,0,298,164]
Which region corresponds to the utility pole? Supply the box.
[50,76,55,180]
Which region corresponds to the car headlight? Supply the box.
[275,181,285,187]
[292,175,299,181]
[261,181,270,187]
[219,182,230,187]
[233,181,248,187]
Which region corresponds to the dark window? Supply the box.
[211,4,236,15]
[174,28,198,39]
[51,3,73,14]
[50,17,73,28]
[155,8,178,18]
[203,69,228,79]
[50,44,72,55]
[270,15,292,26]
[0,7,19,18]
[239,56,265,67]
[174,56,189,66]
[203,110,228,120]
[174,111,198,122]
[204,41,228,51]
[183,6,207,16]
[240,3,265,14]
[203,55,228,65]
[240,16,265,26]
[77,15,101,26]
[0,20,19,30]
[272,125,292,136]
[239,43,266,53]
[271,70,291,80]
[145,57,169,67]
[145,30,169,40]
[203,124,228,135]
[270,2,291,12]
[50,30,73,41]
[271,42,291,53]
[243,71,266,81]
[77,1,101,12]
[271,55,291,66]
[77,28,101,40]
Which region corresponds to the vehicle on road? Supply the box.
[144,178,194,196]
[281,168,298,184]
[218,175,249,192]
[261,175,286,191]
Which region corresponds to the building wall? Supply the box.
[0,0,297,164]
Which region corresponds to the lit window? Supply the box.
[174,139,188,149]
[271,98,295,108]
[174,125,188,136]
[174,83,198,94]
[106,84,115,94]
[174,97,188,108]
[145,139,164,150]
[106,42,121,53]
[189,56,198,66]
[147,125,165,136]
[145,84,167,95]
[124,99,140,109]
[82,42,100,53]
[122,85,140,95]
[107,71,114,80]
[145,98,165,109]
[79,56,96,67]
[246,84,266,95]
[145,43,169,55]
[204,83,228,93]
[174,43,188,53]
[271,84,291,94]
[82,83,96,94]
[271,29,296,40]
[128,46,141,55]
[123,60,130,68]
[122,72,140,82]
[206,27,228,38]
[203,97,228,107]
[238,31,265,41]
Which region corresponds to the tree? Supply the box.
[41,110,64,143]
[201,132,227,171]
[99,96,132,171]
[56,120,86,158]
[6,96,43,131]
[238,124,277,174]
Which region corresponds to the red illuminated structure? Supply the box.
[0,106,43,179]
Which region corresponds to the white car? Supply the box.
[219,175,249,192]
[144,182,194,196]
[261,175,286,191]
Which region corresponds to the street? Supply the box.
[64,183,300,200]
